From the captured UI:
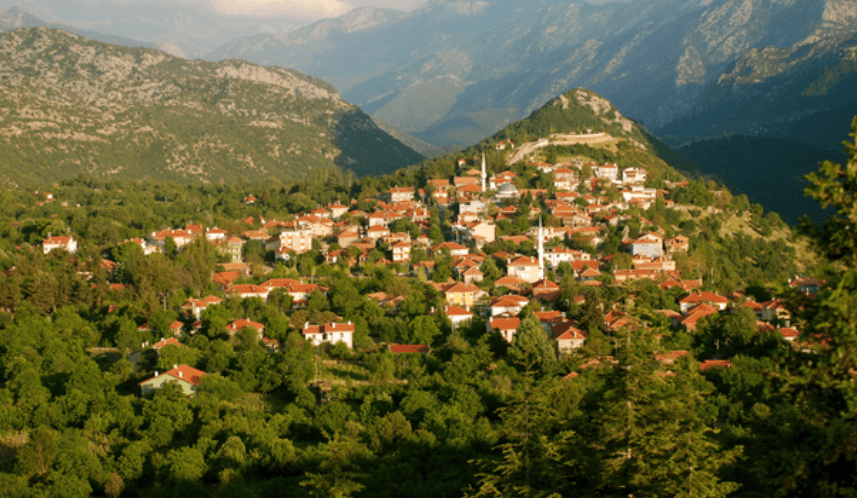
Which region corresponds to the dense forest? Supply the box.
[0,117,855,498]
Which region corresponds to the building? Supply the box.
[444,282,482,309]
[445,305,474,330]
[678,292,729,313]
[629,239,664,258]
[387,187,415,203]
[225,319,265,341]
[302,321,355,349]
[43,235,78,254]
[489,316,521,343]
[506,256,542,283]
[277,229,313,254]
[392,242,412,263]
[139,364,207,396]
[553,322,587,354]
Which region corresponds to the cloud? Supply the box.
[208,0,353,18]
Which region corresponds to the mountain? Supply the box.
[427,87,705,184]
[209,0,857,150]
[657,29,857,146]
[679,136,840,226]
[0,27,423,186]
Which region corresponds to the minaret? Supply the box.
[481,152,487,193]
[538,216,545,281]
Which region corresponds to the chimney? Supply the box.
[304,322,309,329]
[173,364,177,370]
[178,371,183,378]
[154,371,159,376]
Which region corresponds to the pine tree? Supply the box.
[594,327,740,498]
[775,117,857,495]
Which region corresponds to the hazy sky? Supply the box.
[207,0,429,18]
[4,0,431,20]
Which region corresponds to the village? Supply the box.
[35,138,818,397]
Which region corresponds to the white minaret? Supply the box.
[538,216,545,281]
[481,152,487,193]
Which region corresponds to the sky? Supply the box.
[3,0,431,20]
[207,0,429,18]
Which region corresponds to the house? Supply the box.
[495,139,515,150]
[592,163,618,182]
[553,322,587,354]
[387,187,415,203]
[226,319,265,341]
[181,296,223,319]
[302,321,355,349]
[327,202,349,219]
[789,276,823,296]
[261,279,326,307]
[225,284,271,300]
[445,305,474,330]
[678,292,729,312]
[336,228,361,248]
[489,316,521,343]
[506,256,542,283]
[213,270,242,289]
[459,220,496,244]
[122,238,160,256]
[432,242,469,257]
[629,239,664,258]
[676,304,720,331]
[622,168,647,184]
[276,229,313,254]
[664,235,690,254]
[367,210,403,227]
[205,227,228,241]
[139,364,207,396]
[544,247,590,269]
[43,235,78,254]
[490,294,529,317]
[761,299,791,322]
[621,186,657,203]
[148,229,195,249]
[392,242,412,263]
[444,282,482,309]
[218,236,245,262]
[494,275,527,291]
[531,279,561,302]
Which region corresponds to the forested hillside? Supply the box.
[1,85,855,498]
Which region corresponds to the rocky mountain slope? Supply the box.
[0,27,423,186]
[209,0,857,149]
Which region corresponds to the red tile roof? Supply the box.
[389,344,431,354]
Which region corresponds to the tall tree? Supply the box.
[776,117,857,495]
[594,328,740,498]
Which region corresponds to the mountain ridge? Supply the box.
[208,0,857,150]
[0,27,423,186]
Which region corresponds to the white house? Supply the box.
[302,321,355,349]
[43,235,78,254]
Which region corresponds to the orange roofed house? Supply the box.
[139,364,207,397]
[444,282,482,309]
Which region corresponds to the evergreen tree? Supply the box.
[774,117,857,495]
[594,328,740,498]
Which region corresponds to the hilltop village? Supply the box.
[3,116,851,497]
[27,135,814,396]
